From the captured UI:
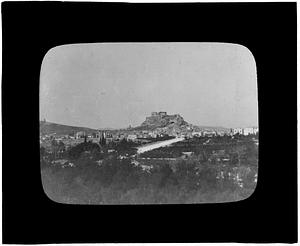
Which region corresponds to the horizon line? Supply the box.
[40,119,258,131]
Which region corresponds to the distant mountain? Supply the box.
[98,127,116,131]
[40,121,98,136]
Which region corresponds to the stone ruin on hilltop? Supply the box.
[140,111,189,129]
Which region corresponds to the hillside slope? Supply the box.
[40,121,97,136]
[140,113,188,129]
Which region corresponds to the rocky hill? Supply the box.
[137,112,189,130]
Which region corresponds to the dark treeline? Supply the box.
[41,158,256,204]
[40,136,258,204]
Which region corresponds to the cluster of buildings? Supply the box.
[229,127,259,136]
[151,111,167,117]
[40,126,259,149]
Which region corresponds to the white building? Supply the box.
[243,127,254,135]
[231,127,258,136]
[75,131,85,139]
[233,128,243,135]
[127,134,137,141]
[253,127,259,134]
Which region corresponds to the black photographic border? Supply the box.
[2,2,297,244]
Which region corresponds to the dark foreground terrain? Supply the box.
[41,135,258,204]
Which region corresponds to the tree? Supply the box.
[40,146,48,169]
[57,141,66,158]
[173,160,198,190]
[51,139,59,159]
[159,164,174,188]
[40,146,46,157]
[99,132,106,147]
[68,142,101,160]
[230,153,239,166]
[241,143,258,167]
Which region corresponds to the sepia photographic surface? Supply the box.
[40,42,258,204]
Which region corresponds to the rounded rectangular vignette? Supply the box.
[40,42,258,204]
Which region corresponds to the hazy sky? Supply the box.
[40,43,258,129]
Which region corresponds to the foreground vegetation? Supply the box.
[41,136,258,204]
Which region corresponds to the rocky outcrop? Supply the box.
[140,112,189,129]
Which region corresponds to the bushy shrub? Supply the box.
[68,142,101,160]
[41,154,256,204]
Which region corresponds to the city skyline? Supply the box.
[40,43,258,129]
